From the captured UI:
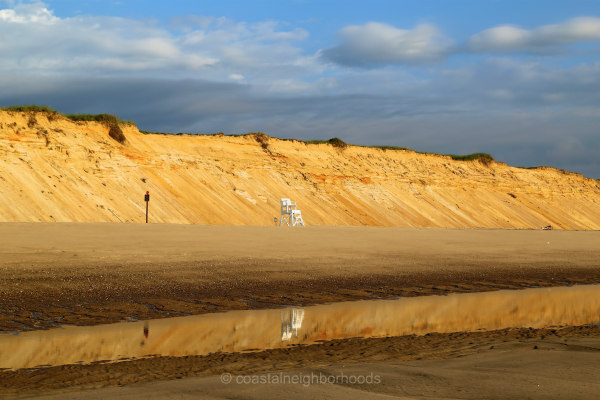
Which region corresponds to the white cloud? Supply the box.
[0,1,314,81]
[0,1,56,23]
[322,22,452,67]
[467,17,600,53]
[229,73,245,82]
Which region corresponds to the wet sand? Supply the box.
[2,326,599,399]
[1,223,599,331]
[24,335,600,400]
[1,223,599,397]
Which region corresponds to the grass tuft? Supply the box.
[1,105,59,113]
[65,113,134,125]
[373,145,412,151]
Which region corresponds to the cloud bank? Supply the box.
[323,18,600,67]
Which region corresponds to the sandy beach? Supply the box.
[1,223,599,398]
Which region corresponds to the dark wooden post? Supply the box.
[144,191,150,223]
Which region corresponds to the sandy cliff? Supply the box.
[0,110,599,229]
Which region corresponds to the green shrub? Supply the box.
[327,137,347,148]
[66,113,126,143]
[449,153,494,165]
[304,137,348,148]
[108,124,126,144]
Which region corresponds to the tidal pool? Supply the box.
[1,284,599,369]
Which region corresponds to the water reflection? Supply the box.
[0,284,599,370]
[281,309,304,341]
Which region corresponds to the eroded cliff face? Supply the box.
[1,110,599,229]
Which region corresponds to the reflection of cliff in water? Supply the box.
[281,308,304,341]
[1,284,599,369]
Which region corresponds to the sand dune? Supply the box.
[1,110,599,228]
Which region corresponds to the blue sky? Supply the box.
[1,0,600,177]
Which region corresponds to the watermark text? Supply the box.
[221,371,381,387]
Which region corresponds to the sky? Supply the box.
[1,1,599,178]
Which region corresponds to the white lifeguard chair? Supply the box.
[279,198,305,227]
[292,209,304,226]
